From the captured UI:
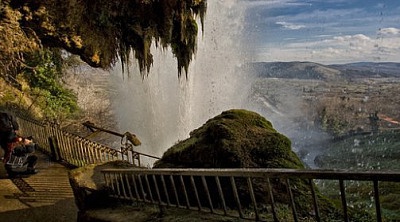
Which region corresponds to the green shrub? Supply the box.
[23,48,79,119]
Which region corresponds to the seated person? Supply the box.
[4,136,38,174]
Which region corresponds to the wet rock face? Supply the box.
[5,0,206,76]
[154,109,304,169]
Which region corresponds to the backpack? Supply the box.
[0,112,13,132]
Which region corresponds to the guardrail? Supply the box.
[15,115,160,167]
[102,168,400,222]
[12,112,400,221]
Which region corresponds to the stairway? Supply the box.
[0,151,77,221]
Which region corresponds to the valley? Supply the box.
[246,61,400,169]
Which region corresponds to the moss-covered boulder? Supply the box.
[154,109,342,219]
[155,109,303,169]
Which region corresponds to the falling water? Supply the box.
[108,1,254,161]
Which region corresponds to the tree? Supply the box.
[23,48,79,119]
[0,1,40,78]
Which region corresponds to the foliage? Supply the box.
[0,0,207,122]
[317,104,350,136]
[315,131,400,220]
[315,131,400,170]
[23,48,79,120]
[3,0,207,77]
[0,1,40,77]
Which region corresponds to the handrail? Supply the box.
[11,111,400,221]
[101,168,400,181]
[15,115,160,167]
[102,168,400,221]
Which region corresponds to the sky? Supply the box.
[243,0,400,64]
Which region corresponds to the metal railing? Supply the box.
[102,168,400,222]
[15,115,159,167]
[12,112,400,221]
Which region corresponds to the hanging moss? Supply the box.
[4,0,206,77]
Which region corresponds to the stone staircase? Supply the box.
[0,151,77,221]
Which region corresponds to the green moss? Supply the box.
[156,109,301,169]
[2,91,16,102]
[154,109,343,217]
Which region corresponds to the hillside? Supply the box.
[243,61,342,80]
[329,62,400,78]
[244,61,400,80]
[245,61,400,169]
[0,76,43,117]
[246,61,400,131]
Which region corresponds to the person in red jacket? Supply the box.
[4,136,38,175]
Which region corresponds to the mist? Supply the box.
[107,0,328,168]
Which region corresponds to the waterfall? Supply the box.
[108,0,254,162]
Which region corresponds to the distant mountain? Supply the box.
[328,62,400,78]
[243,61,400,80]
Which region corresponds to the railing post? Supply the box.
[286,179,298,222]
[373,180,382,222]
[267,178,279,222]
[201,176,214,213]
[48,136,61,161]
[101,169,400,222]
[230,176,244,218]
[247,177,259,221]
[339,179,349,222]
[215,176,227,215]
[309,179,321,222]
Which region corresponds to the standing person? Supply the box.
[0,112,19,155]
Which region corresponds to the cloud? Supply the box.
[256,33,400,64]
[245,1,400,63]
[378,27,400,35]
[245,0,310,8]
[333,34,371,43]
[276,21,305,30]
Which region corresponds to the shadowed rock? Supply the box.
[68,160,135,220]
